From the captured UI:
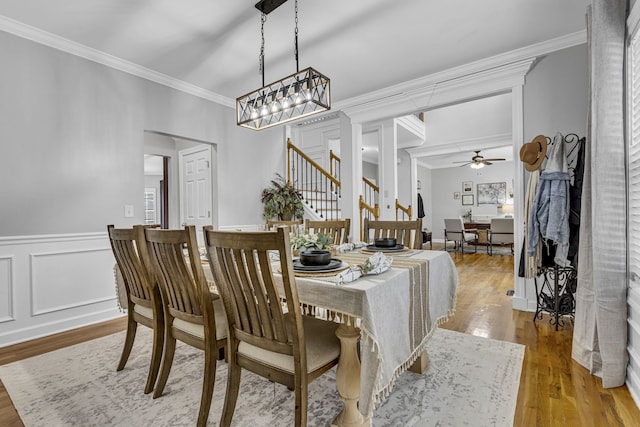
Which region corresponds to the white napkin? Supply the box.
[335,243,354,253]
[335,241,368,254]
[334,252,392,285]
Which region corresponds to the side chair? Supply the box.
[444,217,478,255]
[305,218,351,244]
[107,224,163,395]
[362,217,423,249]
[489,218,515,255]
[138,225,227,427]
[204,226,341,427]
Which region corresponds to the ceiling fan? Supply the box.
[453,150,506,169]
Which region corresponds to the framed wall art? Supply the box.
[477,182,506,205]
[462,181,473,193]
[462,194,474,205]
[453,192,461,200]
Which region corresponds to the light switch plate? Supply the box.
[124,205,134,218]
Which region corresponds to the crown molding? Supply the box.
[0,15,235,108]
[0,12,586,115]
[395,115,425,139]
[342,58,536,125]
[335,30,586,120]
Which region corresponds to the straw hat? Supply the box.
[519,135,547,172]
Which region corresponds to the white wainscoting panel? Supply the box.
[30,247,116,316]
[0,233,123,347]
[0,255,15,323]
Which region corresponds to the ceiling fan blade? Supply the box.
[458,162,472,167]
[452,160,472,163]
[482,158,506,162]
[483,161,493,165]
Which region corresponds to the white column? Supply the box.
[510,84,532,311]
[378,119,397,220]
[339,112,362,241]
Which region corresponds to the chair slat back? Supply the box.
[142,226,208,321]
[205,226,301,356]
[108,225,154,306]
[266,219,303,231]
[305,219,351,244]
[363,218,423,249]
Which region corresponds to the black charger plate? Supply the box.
[365,244,406,252]
[293,258,344,272]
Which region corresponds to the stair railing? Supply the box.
[395,199,413,220]
[396,199,413,221]
[287,138,341,221]
[329,150,341,190]
[359,195,380,241]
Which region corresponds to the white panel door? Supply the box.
[179,145,212,244]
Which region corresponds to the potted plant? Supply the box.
[261,173,304,221]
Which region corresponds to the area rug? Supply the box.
[0,328,524,427]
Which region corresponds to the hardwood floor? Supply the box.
[1,248,639,426]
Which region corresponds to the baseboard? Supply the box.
[0,307,124,348]
[511,296,535,312]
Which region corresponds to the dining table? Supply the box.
[113,246,458,427]
[274,247,458,426]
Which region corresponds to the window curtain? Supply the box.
[571,1,628,388]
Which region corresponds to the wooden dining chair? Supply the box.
[107,224,164,395]
[362,217,423,249]
[138,225,227,427]
[266,218,304,230]
[305,218,351,244]
[203,226,341,427]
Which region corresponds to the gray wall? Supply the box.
[524,44,588,153]
[430,161,514,240]
[0,30,283,237]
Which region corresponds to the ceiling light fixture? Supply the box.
[236,0,331,131]
[470,162,485,169]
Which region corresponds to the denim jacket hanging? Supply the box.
[527,133,572,267]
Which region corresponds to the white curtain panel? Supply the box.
[572,1,628,388]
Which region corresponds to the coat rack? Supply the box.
[530,133,585,330]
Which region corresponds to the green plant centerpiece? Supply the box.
[261,173,304,221]
[290,231,333,252]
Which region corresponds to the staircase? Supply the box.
[287,139,341,221]
[286,138,412,230]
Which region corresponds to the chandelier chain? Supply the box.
[260,13,266,86]
[294,0,299,72]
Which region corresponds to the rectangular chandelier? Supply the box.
[236,66,331,131]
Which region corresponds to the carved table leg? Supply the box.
[408,350,430,374]
[332,321,371,427]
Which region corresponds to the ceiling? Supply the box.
[1,1,588,169]
[0,0,589,105]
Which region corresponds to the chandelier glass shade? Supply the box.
[236,66,330,130]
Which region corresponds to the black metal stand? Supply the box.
[533,265,577,330]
